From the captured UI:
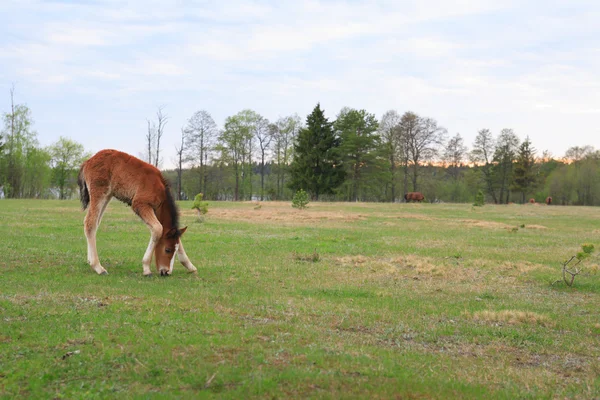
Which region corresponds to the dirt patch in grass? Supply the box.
[394,213,436,221]
[496,260,550,275]
[524,224,548,230]
[457,219,513,229]
[466,310,554,327]
[335,255,369,266]
[184,206,366,225]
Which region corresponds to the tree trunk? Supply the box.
[403,162,409,201]
[260,151,265,201]
[390,153,396,202]
[411,162,418,192]
[234,163,239,201]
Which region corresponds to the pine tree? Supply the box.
[288,104,345,200]
[513,136,537,203]
[491,129,519,204]
[334,108,380,202]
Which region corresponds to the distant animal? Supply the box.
[77,149,197,276]
[529,198,535,204]
[404,192,425,202]
[545,196,552,205]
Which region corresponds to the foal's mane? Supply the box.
[162,177,180,233]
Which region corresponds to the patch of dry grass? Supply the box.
[467,310,554,327]
[456,219,513,229]
[198,205,366,225]
[333,254,481,284]
[524,224,549,230]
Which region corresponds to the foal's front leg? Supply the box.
[137,206,163,276]
[177,240,197,274]
[84,195,110,275]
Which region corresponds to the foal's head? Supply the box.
[154,226,187,276]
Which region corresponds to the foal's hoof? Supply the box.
[100,271,108,275]
[143,273,153,277]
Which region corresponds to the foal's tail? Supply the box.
[78,166,90,210]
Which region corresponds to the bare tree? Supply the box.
[379,110,403,201]
[401,112,446,192]
[565,145,594,162]
[217,113,252,201]
[273,114,301,199]
[7,85,17,194]
[236,109,259,200]
[398,112,419,196]
[254,116,273,201]
[184,110,218,195]
[145,120,156,165]
[174,128,186,200]
[443,133,467,180]
[9,85,14,143]
[470,129,497,203]
[144,106,168,168]
[154,106,168,168]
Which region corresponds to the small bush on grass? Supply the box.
[292,250,320,262]
[192,193,209,222]
[292,189,309,209]
[473,190,485,206]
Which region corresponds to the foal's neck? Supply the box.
[157,202,175,232]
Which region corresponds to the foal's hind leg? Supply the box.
[176,240,197,273]
[84,193,111,275]
[135,204,163,276]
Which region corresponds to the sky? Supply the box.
[1,0,599,168]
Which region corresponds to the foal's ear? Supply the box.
[179,226,188,236]
[165,227,179,239]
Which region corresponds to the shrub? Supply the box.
[191,193,208,222]
[473,190,485,206]
[292,189,309,209]
[554,243,597,287]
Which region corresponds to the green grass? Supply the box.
[1,199,599,399]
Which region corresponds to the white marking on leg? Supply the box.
[167,243,178,275]
[177,240,197,273]
[84,195,110,275]
[85,222,107,275]
[142,235,156,276]
[135,205,162,276]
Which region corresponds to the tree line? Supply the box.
[2,91,599,205]
[0,88,90,199]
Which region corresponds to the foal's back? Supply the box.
[82,149,166,206]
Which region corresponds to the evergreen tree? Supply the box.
[334,107,380,202]
[289,104,345,200]
[512,136,536,203]
[491,129,519,204]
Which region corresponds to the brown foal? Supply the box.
[78,149,197,276]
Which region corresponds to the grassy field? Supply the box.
[0,199,599,399]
